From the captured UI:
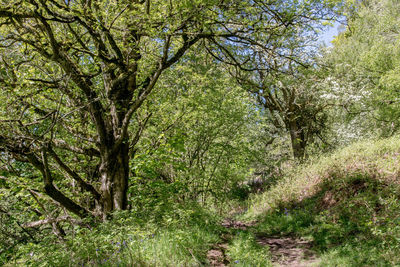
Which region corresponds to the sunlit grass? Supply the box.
[246,135,400,218]
[245,136,400,266]
[9,204,222,267]
[226,231,272,267]
[8,136,400,266]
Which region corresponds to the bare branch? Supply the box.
[47,146,101,201]
[22,215,82,228]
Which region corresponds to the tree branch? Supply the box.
[47,146,101,201]
[26,151,90,218]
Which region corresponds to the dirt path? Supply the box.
[206,219,255,266]
[207,219,319,267]
[206,243,229,267]
[256,235,319,267]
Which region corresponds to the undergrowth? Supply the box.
[5,202,222,267]
[245,136,400,266]
[226,231,272,267]
[6,137,400,266]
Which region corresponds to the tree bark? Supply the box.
[99,141,130,217]
[27,153,90,218]
[287,120,307,160]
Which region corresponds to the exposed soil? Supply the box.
[207,219,320,267]
[206,219,256,266]
[206,243,229,267]
[221,218,256,230]
[256,235,319,267]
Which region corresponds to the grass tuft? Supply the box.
[226,231,272,267]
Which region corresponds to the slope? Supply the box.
[242,136,400,266]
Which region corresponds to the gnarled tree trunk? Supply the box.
[99,141,130,216]
[287,119,307,160]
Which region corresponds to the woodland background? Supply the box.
[1,0,400,266]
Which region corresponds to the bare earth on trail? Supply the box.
[207,219,320,267]
[221,219,256,230]
[206,243,229,267]
[256,235,319,267]
[207,219,256,266]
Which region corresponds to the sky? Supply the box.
[319,21,343,46]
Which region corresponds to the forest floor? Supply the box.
[207,218,319,267]
[7,139,400,266]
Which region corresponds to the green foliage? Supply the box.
[0,0,337,222]
[227,232,272,267]
[328,0,400,137]
[246,136,400,266]
[8,203,222,267]
[131,50,261,204]
[3,0,396,265]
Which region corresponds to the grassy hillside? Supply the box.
[6,137,400,266]
[245,136,400,266]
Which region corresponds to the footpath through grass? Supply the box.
[243,136,400,266]
[5,136,400,266]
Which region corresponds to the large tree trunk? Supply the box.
[99,141,130,218]
[287,120,307,160]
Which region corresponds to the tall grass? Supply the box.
[7,203,222,267]
[245,136,400,266]
[226,231,272,267]
[247,136,400,218]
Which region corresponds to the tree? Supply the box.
[132,50,260,205]
[204,0,340,160]
[0,0,337,222]
[235,60,331,159]
[328,0,400,138]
